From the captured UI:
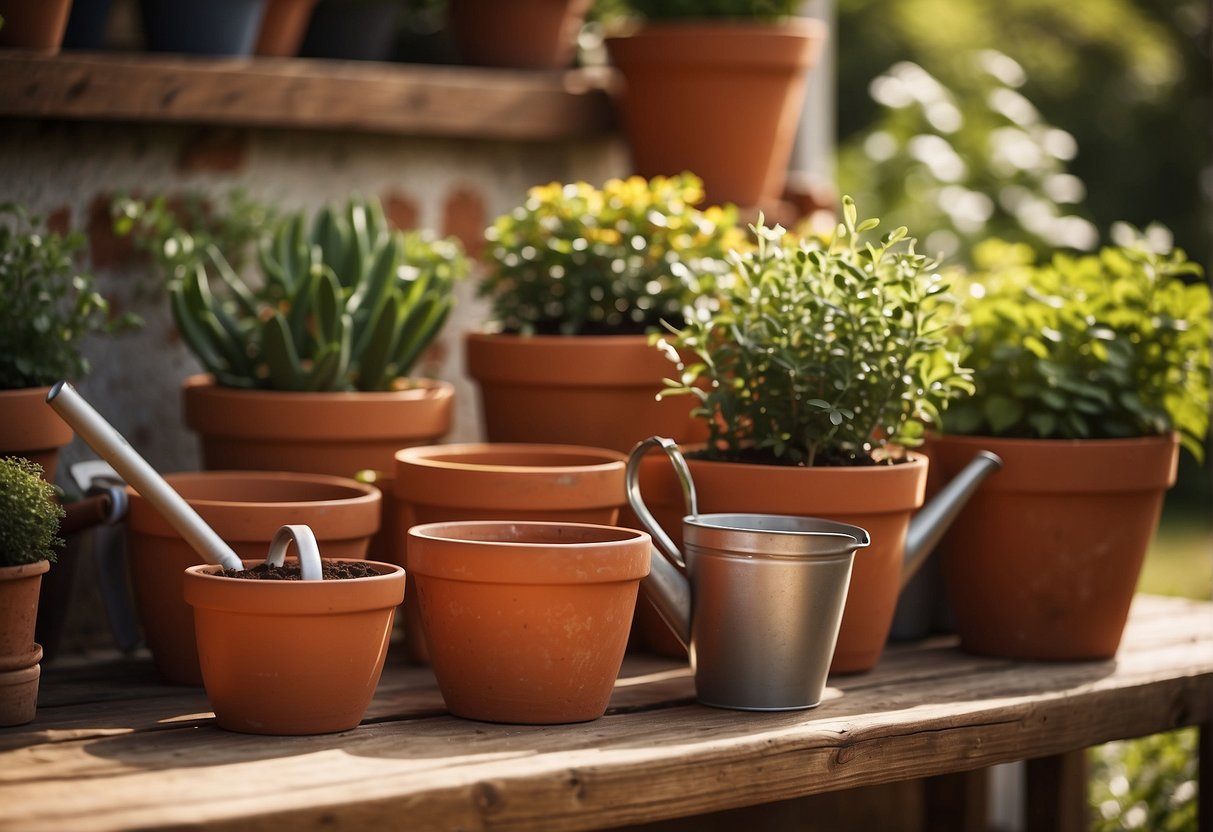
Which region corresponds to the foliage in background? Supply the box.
[619,0,801,20]
[170,195,467,392]
[480,173,743,335]
[836,53,1096,264]
[0,204,139,389]
[836,0,1210,261]
[112,190,277,293]
[1090,728,1199,832]
[660,198,972,466]
[0,457,64,567]
[945,234,1211,460]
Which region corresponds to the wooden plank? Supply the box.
[0,595,1209,831]
[923,769,987,832]
[0,52,617,141]
[1026,751,1088,832]
[1201,722,1211,832]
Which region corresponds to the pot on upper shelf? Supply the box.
[0,0,74,53]
[448,0,591,69]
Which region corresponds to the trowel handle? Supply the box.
[266,525,323,581]
[625,436,698,570]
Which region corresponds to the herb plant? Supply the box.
[943,236,1211,460]
[622,0,801,21]
[0,457,64,566]
[659,197,973,467]
[0,204,139,389]
[480,173,743,335]
[172,195,468,392]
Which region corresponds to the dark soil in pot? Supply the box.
[217,562,380,580]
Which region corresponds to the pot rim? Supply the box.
[396,442,626,474]
[127,469,380,510]
[183,558,405,613]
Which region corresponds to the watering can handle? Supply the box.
[266,525,324,581]
[625,436,698,570]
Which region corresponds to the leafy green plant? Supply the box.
[621,0,801,21]
[480,173,743,335]
[0,457,64,566]
[1090,728,1198,832]
[660,197,972,466]
[943,234,1211,461]
[172,195,468,392]
[0,204,139,389]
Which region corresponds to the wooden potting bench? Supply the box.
[1,593,1209,832]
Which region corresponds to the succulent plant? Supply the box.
[0,457,63,567]
[171,196,467,392]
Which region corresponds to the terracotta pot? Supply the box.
[464,332,707,454]
[449,0,591,69]
[0,0,73,53]
[182,374,455,479]
[604,19,825,209]
[934,434,1178,661]
[636,450,928,674]
[408,520,650,724]
[254,0,317,56]
[0,561,49,727]
[184,558,404,735]
[125,470,381,685]
[0,386,74,483]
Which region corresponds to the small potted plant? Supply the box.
[0,456,64,726]
[933,234,1211,660]
[168,194,468,479]
[603,0,826,209]
[655,197,975,673]
[0,203,138,482]
[466,172,743,452]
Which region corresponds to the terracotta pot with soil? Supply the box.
[934,433,1179,661]
[125,470,381,685]
[408,520,650,724]
[184,525,405,735]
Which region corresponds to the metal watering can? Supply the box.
[625,437,1002,711]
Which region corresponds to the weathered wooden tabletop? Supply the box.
[1,594,1210,832]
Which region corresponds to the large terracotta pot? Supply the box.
[254,0,318,56]
[635,450,928,674]
[0,0,73,53]
[604,19,825,209]
[934,434,1178,661]
[391,442,628,663]
[125,471,380,685]
[464,333,707,454]
[0,386,74,483]
[449,0,591,69]
[184,558,404,735]
[182,374,455,479]
[0,561,49,726]
[408,520,650,724]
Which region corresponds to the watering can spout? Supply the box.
[902,449,1003,587]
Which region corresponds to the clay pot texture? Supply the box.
[254,0,318,56]
[182,374,455,479]
[449,0,591,69]
[0,561,49,726]
[934,434,1178,661]
[0,386,74,482]
[184,558,404,735]
[125,471,380,685]
[635,451,927,674]
[0,0,73,53]
[604,19,824,209]
[408,521,651,724]
[464,333,708,454]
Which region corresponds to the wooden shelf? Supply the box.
[0,51,617,141]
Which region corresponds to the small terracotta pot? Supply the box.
[605,19,824,209]
[254,0,317,56]
[182,374,455,479]
[935,433,1178,661]
[0,0,74,53]
[408,520,650,724]
[184,558,404,735]
[464,332,707,454]
[635,450,928,674]
[0,561,49,727]
[0,386,75,483]
[125,471,381,685]
[449,0,591,69]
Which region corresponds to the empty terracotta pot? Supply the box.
[184,558,404,735]
[408,520,650,724]
[125,471,380,685]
